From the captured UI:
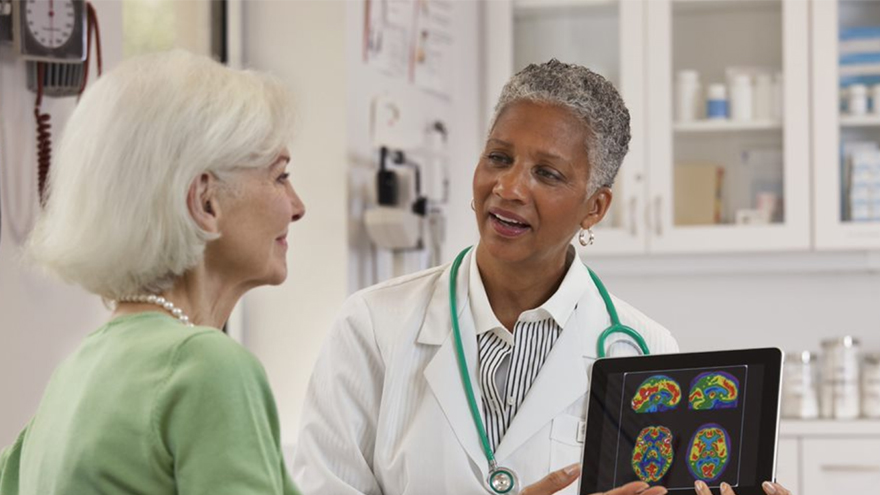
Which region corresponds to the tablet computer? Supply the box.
[580,348,783,495]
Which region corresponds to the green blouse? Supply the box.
[0,312,300,495]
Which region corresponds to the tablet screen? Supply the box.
[582,349,782,494]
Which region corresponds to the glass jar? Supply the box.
[782,351,819,419]
[820,336,861,419]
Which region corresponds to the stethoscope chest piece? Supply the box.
[487,465,518,494]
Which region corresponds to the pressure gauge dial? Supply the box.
[26,0,76,49]
[13,0,87,62]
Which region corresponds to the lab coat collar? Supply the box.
[493,303,589,463]
[467,244,592,346]
[419,248,491,475]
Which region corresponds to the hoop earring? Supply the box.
[470,199,475,211]
[579,228,595,247]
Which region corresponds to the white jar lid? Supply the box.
[849,84,867,95]
[708,83,727,99]
[677,70,700,82]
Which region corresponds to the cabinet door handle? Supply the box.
[820,465,880,473]
[629,197,637,237]
[654,196,663,237]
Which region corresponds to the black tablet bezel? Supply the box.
[579,348,783,495]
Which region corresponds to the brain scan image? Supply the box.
[631,426,674,483]
[687,424,731,482]
[688,371,739,410]
[631,375,682,413]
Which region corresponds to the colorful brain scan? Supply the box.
[632,375,682,413]
[688,371,739,410]
[631,426,674,483]
[687,424,731,482]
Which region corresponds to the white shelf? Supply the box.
[674,119,783,133]
[513,0,617,18]
[780,419,880,437]
[840,115,880,128]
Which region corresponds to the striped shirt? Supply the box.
[468,247,591,452]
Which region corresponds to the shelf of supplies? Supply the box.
[674,120,783,133]
[840,115,880,128]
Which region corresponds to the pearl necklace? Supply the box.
[117,294,194,327]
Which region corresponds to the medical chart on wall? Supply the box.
[411,0,453,97]
[362,0,454,97]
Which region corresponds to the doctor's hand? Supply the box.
[694,480,791,495]
[521,464,668,495]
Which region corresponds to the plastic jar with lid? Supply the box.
[706,84,728,120]
[730,74,753,121]
[849,84,868,115]
[675,70,702,122]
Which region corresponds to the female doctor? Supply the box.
[291,60,789,495]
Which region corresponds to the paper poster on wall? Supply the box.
[363,0,414,80]
[410,0,453,97]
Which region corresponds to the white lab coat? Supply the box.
[291,248,679,495]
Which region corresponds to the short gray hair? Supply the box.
[491,59,630,192]
[27,50,295,300]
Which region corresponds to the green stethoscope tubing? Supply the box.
[448,246,650,492]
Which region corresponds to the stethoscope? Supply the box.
[448,246,650,494]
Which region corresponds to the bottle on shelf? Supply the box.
[730,73,753,122]
[675,70,702,123]
[706,83,728,120]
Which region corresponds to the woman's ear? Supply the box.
[187,173,221,234]
[580,186,613,230]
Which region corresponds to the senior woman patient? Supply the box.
[0,50,305,494]
[291,60,791,495]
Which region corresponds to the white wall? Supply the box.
[0,1,123,447]
[240,0,481,445]
[238,0,350,447]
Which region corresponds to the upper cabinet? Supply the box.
[484,0,817,255]
[645,0,810,253]
[813,0,880,250]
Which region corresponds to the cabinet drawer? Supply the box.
[801,438,880,495]
[775,438,799,495]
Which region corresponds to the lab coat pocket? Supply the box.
[550,414,585,495]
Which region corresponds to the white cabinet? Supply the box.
[483,0,813,255]
[812,0,880,250]
[645,0,811,253]
[778,420,880,494]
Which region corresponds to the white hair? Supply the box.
[26,50,295,300]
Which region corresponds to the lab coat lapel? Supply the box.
[420,251,489,477]
[493,309,589,463]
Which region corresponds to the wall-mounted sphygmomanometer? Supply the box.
[8,0,102,204]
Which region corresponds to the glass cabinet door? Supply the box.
[646,0,810,253]
[813,0,880,250]
[483,0,648,256]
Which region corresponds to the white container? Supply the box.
[849,84,869,115]
[783,351,819,419]
[820,336,861,419]
[862,352,880,418]
[706,83,728,120]
[772,72,784,121]
[871,85,880,115]
[754,73,774,121]
[675,70,702,122]
[730,74,753,122]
